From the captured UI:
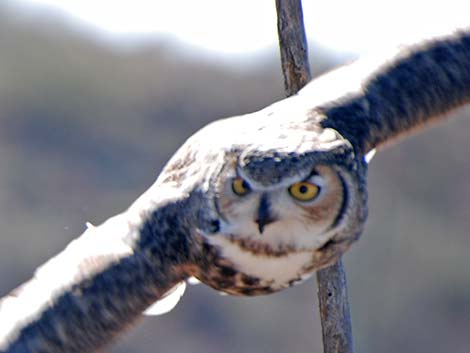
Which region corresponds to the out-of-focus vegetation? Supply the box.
[0,2,469,353]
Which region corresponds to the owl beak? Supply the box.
[255,194,276,234]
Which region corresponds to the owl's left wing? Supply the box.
[0,205,194,353]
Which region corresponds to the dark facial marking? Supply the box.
[328,172,349,230]
[209,220,220,233]
[255,194,277,234]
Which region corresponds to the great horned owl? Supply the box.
[144,104,367,298]
[1,29,469,353]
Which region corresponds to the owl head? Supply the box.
[155,105,368,293]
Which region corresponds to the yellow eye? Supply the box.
[232,177,251,196]
[288,181,320,202]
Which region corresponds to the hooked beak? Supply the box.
[255,194,277,234]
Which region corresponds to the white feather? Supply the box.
[143,282,186,316]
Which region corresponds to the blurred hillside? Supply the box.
[0,2,469,353]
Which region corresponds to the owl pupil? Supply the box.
[299,185,308,194]
[242,181,250,190]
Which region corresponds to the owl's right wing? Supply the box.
[299,28,470,154]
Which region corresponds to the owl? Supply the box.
[146,100,368,298]
[1,28,467,353]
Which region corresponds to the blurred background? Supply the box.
[0,1,469,352]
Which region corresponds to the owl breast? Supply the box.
[211,237,315,291]
[194,232,336,295]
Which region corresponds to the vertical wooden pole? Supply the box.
[275,0,311,96]
[316,260,354,353]
[274,1,354,353]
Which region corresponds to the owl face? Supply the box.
[201,150,364,292]
[214,165,346,251]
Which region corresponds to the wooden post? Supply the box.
[274,1,354,353]
[275,0,311,96]
[316,260,354,353]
